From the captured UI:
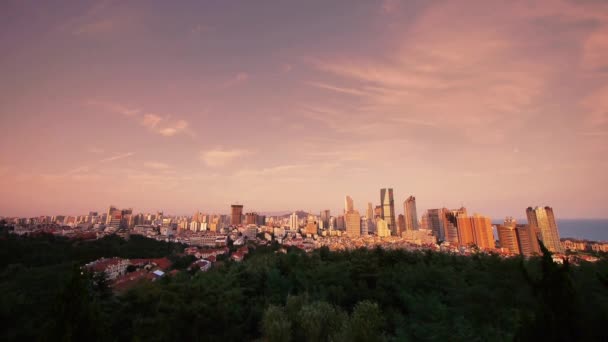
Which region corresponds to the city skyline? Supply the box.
[1,0,608,218]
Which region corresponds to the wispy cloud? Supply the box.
[87,100,191,138]
[200,148,249,167]
[87,100,140,116]
[222,72,249,88]
[141,114,189,137]
[100,152,134,163]
[144,161,171,170]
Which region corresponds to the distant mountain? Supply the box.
[261,210,312,219]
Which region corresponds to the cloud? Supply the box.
[236,164,309,177]
[144,161,171,170]
[100,152,134,163]
[307,1,556,144]
[141,114,190,137]
[582,27,608,71]
[200,148,249,167]
[381,0,400,14]
[581,85,608,126]
[87,146,105,154]
[281,63,293,73]
[88,100,140,116]
[222,72,249,88]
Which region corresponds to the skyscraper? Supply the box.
[320,210,331,229]
[380,188,396,235]
[366,203,374,220]
[245,212,258,225]
[289,212,298,231]
[345,211,361,237]
[526,206,563,253]
[404,196,418,231]
[397,214,405,235]
[497,218,520,254]
[376,218,391,237]
[516,224,541,256]
[426,208,446,241]
[345,196,354,213]
[231,205,243,225]
[345,195,360,236]
[470,214,495,249]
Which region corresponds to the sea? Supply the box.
[556,219,608,242]
[493,219,608,242]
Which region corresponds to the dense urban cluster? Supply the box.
[5,188,606,266]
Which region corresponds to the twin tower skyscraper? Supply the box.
[345,188,418,237]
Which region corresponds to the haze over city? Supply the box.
[1,0,608,218]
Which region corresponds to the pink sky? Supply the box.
[1,0,607,218]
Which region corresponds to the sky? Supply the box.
[1,0,607,219]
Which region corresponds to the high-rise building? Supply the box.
[456,214,475,246]
[397,214,406,235]
[257,215,266,226]
[426,209,446,240]
[470,214,495,249]
[444,208,466,243]
[497,220,520,254]
[345,196,354,213]
[376,218,391,237]
[367,203,374,220]
[361,216,370,236]
[526,206,563,253]
[231,205,243,226]
[320,210,331,229]
[336,215,345,230]
[245,212,258,225]
[380,188,396,235]
[374,205,382,219]
[289,212,299,231]
[404,196,418,231]
[516,224,541,256]
[345,210,361,237]
[305,216,318,235]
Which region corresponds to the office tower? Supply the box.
[305,216,318,235]
[345,210,361,237]
[231,205,243,225]
[245,212,258,225]
[366,203,374,219]
[257,215,266,226]
[106,206,122,229]
[515,224,541,256]
[456,214,475,246]
[320,210,331,229]
[345,196,354,213]
[121,208,133,229]
[497,221,520,254]
[376,218,391,237]
[470,214,495,249]
[106,206,120,225]
[426,209,446,240]
[526,206,563,253]
[397,214,406,235]
[329,217,337,230]
[380,188,396,235]
[420,212,429,230]
[404,196,418,231]
[337,215,345,230]
[289,212,298,231]
[360,216,370,236]
[374,205,382,219]
[444,208,466,243]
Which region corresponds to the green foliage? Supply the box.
[1,235,607,341]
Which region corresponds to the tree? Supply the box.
[348,301,385,342]
[261,305,291,342]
